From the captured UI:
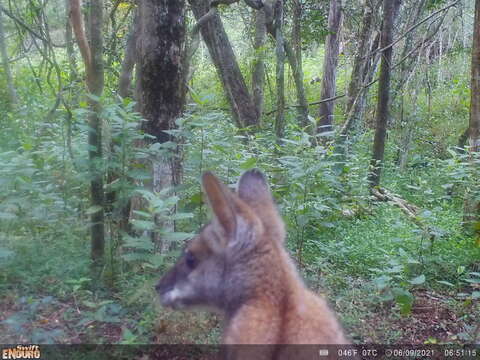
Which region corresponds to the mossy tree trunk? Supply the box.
[368,0,397,188]
[464,0,480,240]
[188,0,258,129]
[136,0,186,252]
[274,0,285,143]
[70,0,105,273]
[317,0,342,134]
[0,5,18,110]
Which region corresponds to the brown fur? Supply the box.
[156,169,348,358]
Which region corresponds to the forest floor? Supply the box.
[355,288,471,344]
[0,286,475,345]
[1,200,478,345]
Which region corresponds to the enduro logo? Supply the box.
[2,345,41,359]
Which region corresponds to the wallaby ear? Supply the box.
[237,169,286,242]
[202,172,236,240]
[238,169,274,211]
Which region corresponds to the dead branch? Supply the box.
[371,187,438,241]
[371,187,419,216]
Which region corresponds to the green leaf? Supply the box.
[85,205,103,215]
[0,212,17,220]
[123,237,154,251]
[128,169,151,180]
[0,247,14,260]
[121,252,150,262]
[385,265,403,274]
[465,278,480,284]
[22,142,33,151]
[161,232,193,242]
[240,157,257,170]
[132,210,151,218]
[86,93,101,102]
[393,288,414,316]
[373,275,391,290]
[190,192,203,205]
[170,212,194,220]
[409,275,426,285]
[82,300,97,309]
[146,254,164,269]
[132,220,155,231]
[436,280,454,287]
[471,292,480,299]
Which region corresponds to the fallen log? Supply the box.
[371,187,435,242]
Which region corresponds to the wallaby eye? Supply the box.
[185,251,197,269]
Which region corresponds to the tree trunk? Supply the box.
[290,0,309,128]
[343,1,374,135]
[274,0,285,143]
[137,0,186,145]
[391,0,426,105]
[70,0,106,272]
[464,0,480,235]
[136,0,186,252]
[0,6,18,109]
[317,0,342,134]
[86,0,105,268]
[118,10,138,99]
[252,8,266,121]
[65,0,77,83]
[368,0,396,188]
[265,7,309,130]
[397,89,418,171]
[469,0,480,157]
[457,127,469,152]
[188,0,258,128]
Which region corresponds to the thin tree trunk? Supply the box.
[252,8,266,120]
[264,7,309,130]
[106,9,139,242]
[290,0,309,128]
[464,0,480,234]
[317,0,342,134]
[136,0,186,253]
[343,1,374,135]
[70,0,106,270]
[0,6,18,109]
[368,0,397,188]
[391,0,426,105]
[65,0,77,82]
[188,0,258,128]
[274,0,285,143]
[457,127,469,151]
[118,9,138,99]
[87,0,105,268]
[398,89,417,171]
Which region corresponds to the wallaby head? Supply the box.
[155,169,283,314]
[155,169,348,348]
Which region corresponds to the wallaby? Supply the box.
[156,169,348,358]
